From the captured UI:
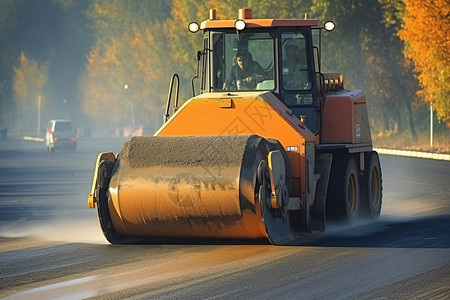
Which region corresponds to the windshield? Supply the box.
[54,121,73,131]
[212,31,275,92]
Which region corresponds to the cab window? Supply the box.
[212,31,275,91]
[281,32,313,106]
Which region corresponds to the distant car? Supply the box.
[45,120,77,153]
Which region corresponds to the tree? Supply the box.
[362,0,418,139]
[310,0,419,139]
[81,0,172,132]
[0,0,25,130]
[13,52,48,134]
[399,0,450,127]
[1,0,92,133]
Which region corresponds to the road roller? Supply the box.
[88,9,383,245]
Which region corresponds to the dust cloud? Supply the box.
[0,218,108,245]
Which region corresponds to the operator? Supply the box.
[282,39,310,90]
[223,49,265,90]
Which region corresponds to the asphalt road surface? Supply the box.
[0,137,449,299]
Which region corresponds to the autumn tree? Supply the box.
[363,0,418,139]
[80,23,172,130]
[311,0,419,139]
[1,0,92,134]
[399,0,450,127]
[0,0,25,130]
[13,52,48,134]
[81,0,172,132]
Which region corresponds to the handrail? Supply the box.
[164,73,180,123]
[191,51,201,97]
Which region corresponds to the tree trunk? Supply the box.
[404,98,418,141]
[398,83,418,141]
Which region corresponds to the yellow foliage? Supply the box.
[399,0,450,125]
[13,52,48,131]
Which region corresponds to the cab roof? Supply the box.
[199,8,318,30]
[200,18,318,30]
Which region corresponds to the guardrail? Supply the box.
[374,148,450,161]
[23,136,44,142]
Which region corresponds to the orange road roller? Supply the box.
[88,9,382,245]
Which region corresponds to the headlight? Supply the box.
[188,22,200,33]
[234,19,246,31]
[324,21,335,31]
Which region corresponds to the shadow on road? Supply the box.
[294,214,450,249]
[76,214,450,248]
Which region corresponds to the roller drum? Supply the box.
[106,135,270,240]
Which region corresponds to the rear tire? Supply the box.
[326,154,360,225]
[360,151,382,219]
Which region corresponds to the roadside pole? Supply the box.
[37,96,41,137]
[430,102,433,148]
